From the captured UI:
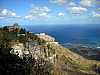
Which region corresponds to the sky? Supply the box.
[0,0,100,25]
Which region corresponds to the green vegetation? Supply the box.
[0,24,46,48]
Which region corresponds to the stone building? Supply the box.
[8,23,20,32]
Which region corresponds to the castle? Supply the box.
[7,23,20,32]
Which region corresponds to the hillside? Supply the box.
[33,36,100,75]
[0,24,100,75]
[45,42,100,75]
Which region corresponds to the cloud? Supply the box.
[95,8,100,13]
[50,0,66,4]
[92,11,100,17]
[92,8,100,17]
[58,12,64,16]
[25,15,33,20]
[11,12,16,16]
[25,6,50,20]
[50,0,77,7]
[69,6,87,15]
[80,0,95,7]
[39,12,48,17]
[68,2,77,7]
[0,9,20,19]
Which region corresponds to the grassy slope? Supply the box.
[46,42,100,75]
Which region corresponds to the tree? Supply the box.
[19,28,26,34]
[0,30,11,48]
[3,26,8,31]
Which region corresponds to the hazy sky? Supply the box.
[0,0,100,25]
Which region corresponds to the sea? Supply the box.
[23,24,100,47]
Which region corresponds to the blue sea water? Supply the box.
[23,24,100,45]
